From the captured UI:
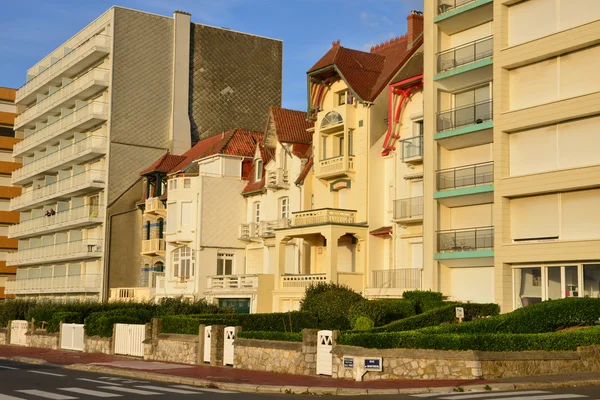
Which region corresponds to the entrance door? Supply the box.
[10,320,28,346]
[218,298,250,314]
[60,323,84,351]
[114,324,145,357]
[223,327,236,366]
[203,326,212,363]
[316,330,333,376]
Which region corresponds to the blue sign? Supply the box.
[343,357,354,368]
[364,358,381,370]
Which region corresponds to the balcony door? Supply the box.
[217,253,234,276]
[453,85,491,127]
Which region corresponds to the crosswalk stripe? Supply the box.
[136,386,199,394]
[59,388,122,398]
[28,371,66,377]
[0,394,26,400]
[97,386,162,395]
[438,391,551,399]
[0,366,18,370]
[171,385,238,394]
[77,378,122,386]
[476,395,587,400]
[15,390,77,400]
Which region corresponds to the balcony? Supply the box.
[393,196,424,224]
[109,287,152,301]
[9,205,104,239]
[291,208,357,227]
[316,155,355,179]
[207,274,259,290]
[266,168,289,190]
[4,274,101,295]
[141,238,165,256]
[435,100,493,150]
[10,170,105,212]
[144,197,166,216]
[364,268,422,299]
[400,136,423,164]
[7,238,103,266]
[435,0,494,34]
[281,273,327,289]
[435,37,493,90]
[435,226,494,264]
[12,136,107,185]
[16,34,111,105]
[239,222,258,241]
[13,101,108,158]
[15,68,110,129]
[259,219,289,238]
[435,162,493,207]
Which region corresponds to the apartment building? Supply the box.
[6,7,282,300]
[424,0,600,311]
[0,88,21,300]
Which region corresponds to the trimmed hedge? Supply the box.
[300,283,365,331]
[338,326,600,351]
[47,312,83,333]
[402,290,445,313]
[84,309,154,337]
[348,299,416,327]
[237,331,303,342]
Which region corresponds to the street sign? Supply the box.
[456,307,464,322]
[364,358,382,371]
[343,357,354,369]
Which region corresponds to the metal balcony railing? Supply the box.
[207,274,259,290]
[437,99,493,132]
[5,273,101,295]
[438,0,482,15]
[400,136,423,161]
[291,208,357,227]
[437,226,494,252]
[9,204,103,238]
[370,268,422,289]
[393,196,424,220]
[437,36,493,72]
[437,161,493,190]
[7,238,103,266]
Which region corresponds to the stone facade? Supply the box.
[85,336,112,354]
[144,334,199,365]
[27,331,59,350]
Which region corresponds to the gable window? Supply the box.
[255,159,263,182]
[173,246,194,282]
[338,91,347,106]
[217,252,234,275]
[253,202,260,223]
[279,197,290,219]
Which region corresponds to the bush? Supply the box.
[0,299,38,327]
[156,297,226,316]
[84,309,154,338]
[237,331,303,342]
[300,282,365,330]
[353,316,375,331]
[348,299,415,327]
[47,312,83,333]
[402,290,445,313]
[338,326,600,351]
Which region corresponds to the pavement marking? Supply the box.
[136,386,199,394]
[59,388,122,398]
[0,365,18,370]
[77,378,122,386]
[480,395,587,400]
[0,394,26,400]
[171,385,238,394]
[97,386,163,396]
[438,391,551,399]
[28,371,66,377]
[413,394,458,398]
[15,390,77,400]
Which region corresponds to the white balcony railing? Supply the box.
[141,238,165,254]
[12,136,107,184]
[4,274,101,295]
[266,168,289,190]
[207,274,259,290]
[145,197,165,214]
[369,268,422,290]
[9,204,103,238]
[281,273,327,288]
[17,34,111,103]
[259,219,289,238]
[291,208,356,227]
[15,68,110,128]
[317,155,354,178]
[7,238,103,266]
[10,169,105,211]
[109,287,152,301]
[14,101,108,157]
[239,222,258,241]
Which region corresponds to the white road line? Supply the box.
[136,386,199,394]
[59,387,122,398]
[28,371,66,377]
[15,390,77,400]
[413,394,457,398]
[480,395,587,400]
[0,394,26,400]
[171,385,237,394]
[0,366,18,370]
[77,378,122,386]
[97,386,162,396]
[439,391,551,399]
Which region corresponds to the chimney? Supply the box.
[407,10,424,46]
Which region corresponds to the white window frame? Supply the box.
[255,159,263,182]
[279,197,290,219]
[172,246,194,282]
[217,252,234,276]
[253,202,260,224]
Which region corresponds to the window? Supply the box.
[348,130,354,156]
[337,91,347,106]
[321,111,343,128]
[184,178,191,188]
[217,253,234,275]
[279,197,289,219]
[337,135,344,157]
[158,218,164,239]
[253,202,260,223]
[169,179,177,190]
[254,159,263,182]
[173,246,194,281]
[322,136,327,159]
[414,120,423,137]
[181,202,192,226]
[145,221,151,240]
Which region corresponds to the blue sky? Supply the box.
[0,0,423,111]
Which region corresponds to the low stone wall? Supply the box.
[144,334,199,365]
[27,330,59,350]
[0,329,6,345]
[85,336,112,354]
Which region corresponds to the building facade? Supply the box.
[6,7,282,300]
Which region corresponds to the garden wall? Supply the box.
[144,333,199,365]
[27,331,59,350]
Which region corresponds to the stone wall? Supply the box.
[0,329,6,345]
[144,334,198,365]
[85,336,112,355]
[28,331,59,350]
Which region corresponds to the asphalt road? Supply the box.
[1,358,600,399]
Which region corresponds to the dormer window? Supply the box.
[255,159,263,182]
[338,91,347,106]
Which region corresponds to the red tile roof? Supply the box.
[292,143,311,159]
[241,145,273,195]
[369,226,393,237]
[295,157,313,186]
[140,153,186,175]
[270,107,314,144]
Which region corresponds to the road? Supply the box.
[1,358,600,399]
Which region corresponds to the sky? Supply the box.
[0,0,423,111]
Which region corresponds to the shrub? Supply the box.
[300,282,365,330]
[0,299,38,327]
[47,312,83,333]
[237,331,303,342]
[156,297,226,316]
[402,290,445,313]
[84,309,154,338]
[353,316,375,331]
[338,326,600,351]
[348,299,416,327]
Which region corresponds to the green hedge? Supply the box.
[348,299,416,328]
[402,290,445,313]
[237,331,303,342]
[339,326,600,351]
[84,309,154,338]
[47,312,83,333]
[299,283,365,331]
[370,303,500,333]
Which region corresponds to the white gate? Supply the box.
[316,330,333,376]
[10,320,28,346]
[60,323,84,351]
[223,327,236,366]
[114,323,145,357]
[203,326,212,363]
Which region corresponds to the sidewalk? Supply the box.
[1,345,599,395]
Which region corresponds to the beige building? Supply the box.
[7,7,282,300]
[424,0,600,311]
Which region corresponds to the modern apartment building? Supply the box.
[424,0,600,311]
[6,7,282,300]
[0,88,21,300]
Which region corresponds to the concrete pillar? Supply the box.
[324,231,339,283]
[210,325,226,366]
[274,237,287,290]
[197,324,206,364]
[151,318,162,340]
[6,320,12,345]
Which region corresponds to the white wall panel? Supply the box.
[560,45,600,99]
[558,116,600,169]
[509,58,558,110]
[510,125,557,175]
[508,0,556,46]
[561,189,600,240]
[558,0,600,31]
[511,194,559,240]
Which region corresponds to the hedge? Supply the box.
[348,299,416,328]
[338,326,600,351]
[237,331,303,342]
[84,309,154,337]
[299,283,365,330]
[420,298,600,335]
[402,290,445,313]
[47,312,83,333]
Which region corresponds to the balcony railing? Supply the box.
[145,197,165,214]
[7,238,103,266]
[438,0,481,15]
[317,155,355,178]
[259,219,289,238]
[12,136,107,184]
[10,169,106,211]
[5,274,101,295]
[207,274,259,290]
[15,68,110,128]
[141,238,165,255]
[266,168,289,190]
[14,101,108,156]
[437,226,494,252]
[109,287,152,301]
[17,34,111,103]
[438,36,493,73]
[291,208,357,227]
[400,136,423,162]
[281,273,327,288]
[437,100,493,133]
[239,222,258,241]
[9,204,103,238]
[437,162,493,191]
[393,196,424,221]
[369,268,422,289]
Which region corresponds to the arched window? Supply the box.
[173,246,194,282]
[158,218,164,239]
[145,221,151,240]
[321,111,343,129]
